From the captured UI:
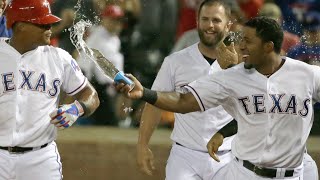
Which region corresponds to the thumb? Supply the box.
[207,143,220,162]
[210,151,221,162]
[125,73,135,81]
[228,42,237,54]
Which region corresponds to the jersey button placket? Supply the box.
[265,79,273,153]
[15,56,24,142]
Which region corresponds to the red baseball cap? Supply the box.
[6,0,61,29]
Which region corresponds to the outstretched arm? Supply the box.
[153,90,201,113]
[136,103,162,176]
[115,74,201,114]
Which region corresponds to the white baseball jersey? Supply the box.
[0,37,9,42]
[152,43,234,152]
[185,57,318,168]
[0,41,87,147]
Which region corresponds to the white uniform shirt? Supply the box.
[152,43,234,152]
[0,41,87,147]
[186,58,318,167]
[78,25,124,84]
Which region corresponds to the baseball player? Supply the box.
[137,1,237,179]
[116,17,317,179]
[0,0,99,179]
[208,117,319,180]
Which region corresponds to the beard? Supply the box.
[198,29,224,47]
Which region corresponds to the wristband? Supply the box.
[141,87,158,105]
[74,100,86,117]
[218,119,237,138]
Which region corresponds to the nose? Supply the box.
[209,20,215,28]
[239,40,246,51]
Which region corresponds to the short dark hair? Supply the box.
[245,16,284,54]
[197,0,231,20]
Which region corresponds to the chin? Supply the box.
[43,39,51,46]
[203,40,218,47]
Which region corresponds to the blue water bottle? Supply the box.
[114,71,135,91]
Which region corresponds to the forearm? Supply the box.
[75,83,100,117]
[138,103,162,146]
[79,92,99,117]
[155,92,193,113]
[142,88,200,114]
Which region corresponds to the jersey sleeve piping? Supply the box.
[184,85,206,111]
[66,78,88,96]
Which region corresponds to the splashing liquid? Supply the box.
[70,20,119,80]
[70,0,134,88]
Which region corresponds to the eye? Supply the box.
[201,17,209,21]
[212,18,222,23]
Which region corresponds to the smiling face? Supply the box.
[197,3,231,48]
[239,26,267,69]
[239,17,284,69]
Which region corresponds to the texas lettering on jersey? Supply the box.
[1,70,61,97]
[238,94,310,117]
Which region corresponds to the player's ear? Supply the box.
[264,41,274,53]
[196,15,199,29]
[13,22,26,32]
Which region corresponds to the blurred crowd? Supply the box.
[1,0,319,133]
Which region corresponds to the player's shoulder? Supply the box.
[214,62,252,79]
[0,39,15,54]
[38,45,68,53]
[285,57,320,81]
[283,56,319,72]
[0,37,9,42]
[208,62,244,81]
[0,39,8,48]
[223,62,245,73]
[38,45,73,59]
[165,43,198,63]
[285,56,310,67]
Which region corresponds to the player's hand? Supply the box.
[207,132,224,162]
[114,74,143,99]
[216,42,238,69]
[49,100,84,130]
[137,145,156,176]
